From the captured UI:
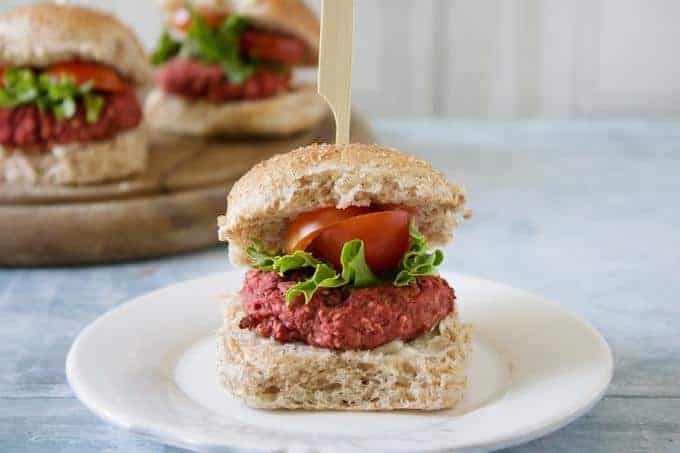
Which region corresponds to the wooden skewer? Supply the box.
[318,0,355,145]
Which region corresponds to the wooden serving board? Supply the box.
[0,114,374,266]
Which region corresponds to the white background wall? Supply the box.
[3,0,679,118]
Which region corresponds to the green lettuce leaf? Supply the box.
[0,68,106,123]
[245,222,444,304]
[150,30,182,66]
[178,12,256,84]
[248,238,379,304]
[184,13,224,62]
[285,239,379,304]
[316,239,378,288]
[217,15,256,84]
[284,263,338,304]
[83,93,105,124]
[246,240,320,274]
[0,68,39,107]
[393,222,444,286]
[275,251,321,274]
[246,240,281,271]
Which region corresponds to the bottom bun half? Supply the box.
[145,84,328,137]
[0,126,148,186]
[217,293,471,411]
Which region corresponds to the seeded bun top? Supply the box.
[219,143,468,266]
[0,4,152,85]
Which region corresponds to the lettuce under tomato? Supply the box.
[247,239,378,304]
[246,242,320,274]
[246,222,444,304]
[0,68,105,123]
[150,12,257,84]
[394,222,444,286]
[150,31,182,66]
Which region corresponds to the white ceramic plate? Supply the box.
[66,271,612,452]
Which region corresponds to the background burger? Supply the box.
[0,3,151,186]
[217,143,471,410]
[146,0,327,137]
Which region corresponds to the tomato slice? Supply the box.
[285,206,373,253]
[171,7,226,30]
[241,30,309,65]
[310,211,411,273]
[47,61,128,92]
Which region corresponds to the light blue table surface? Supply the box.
[1,120,679,452]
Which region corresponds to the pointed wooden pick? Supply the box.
[318,0,355,145]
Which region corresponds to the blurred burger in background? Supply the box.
[0,3,151,186]
[146,0,327,137]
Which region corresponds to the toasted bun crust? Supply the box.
[144,83,328,137]
[219,143,468,266]
[0,4,152,85]
[0,126,148,186]
[157,0,320,56]
[217,293,470,410]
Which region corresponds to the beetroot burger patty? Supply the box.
[0,90,142,151]
[155,58,291,103]
[239,269,455,350]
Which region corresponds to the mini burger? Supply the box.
[217,143,471,410]
[146,0,328,137]
[0,4,151,186]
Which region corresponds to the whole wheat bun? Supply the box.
[0,126,148,186]
[157,0,320,56]
[144,83,328,137]
[218,143,468,266]
[0,3,152,85]
[217,293,470,410]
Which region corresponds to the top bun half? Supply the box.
[157,0,320,57]
[219,143,468,267]
[0,4,152,85]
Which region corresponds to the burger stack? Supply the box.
[217,143,472,410]
[0,3,151,186]
[146,0,328,138]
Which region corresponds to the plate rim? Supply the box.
[66,271,613,453]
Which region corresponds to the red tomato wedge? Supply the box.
[241,30,309,65]
[310,210,411,273]
[285,206,373,253]
[171,7,226,30]
[47,61,128,92]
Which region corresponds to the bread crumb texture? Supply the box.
[220,142,468,267]
[0,126,148,186]
[217,293,471,410]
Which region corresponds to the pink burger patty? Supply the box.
[239,269,455,350]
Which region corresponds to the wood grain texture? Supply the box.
[0,186,228,266]
[0,140,198,205]
[0,114,374,266]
